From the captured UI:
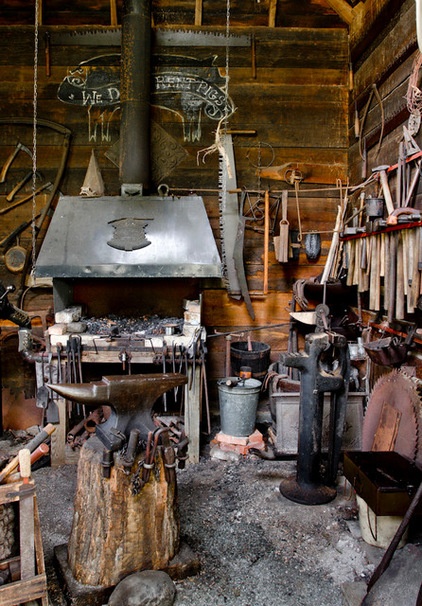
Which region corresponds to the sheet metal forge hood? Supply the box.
[35,0,221,281]
[35,195,221,279]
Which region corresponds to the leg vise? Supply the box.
[279,331,350,505]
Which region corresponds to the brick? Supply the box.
[55,306,82,324]
[48,323,67,335]
[215,432,249,446]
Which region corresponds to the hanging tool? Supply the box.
[0,212,42,251]
[44,31,51,76]
[263,190,270,294]
[218,132,242,298]
[274,190,289,263]
[0,142,32,184]
[0,181,53,216]
[35,354,50,411]
[0,117,72,296]
[359,83,385,161]
[50,28,251,48]
[46,356,60,423]
[6,170,42,202]
[4,239,28,274]
[371,165,394,215]
[233,216,255,320]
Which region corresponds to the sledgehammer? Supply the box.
[372,165,395,216]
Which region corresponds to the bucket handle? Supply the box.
[367,502,378,542]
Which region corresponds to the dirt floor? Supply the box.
[1,423,421,606]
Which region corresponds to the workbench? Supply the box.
[44,326,204,466]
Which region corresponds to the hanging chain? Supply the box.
[223,0,231,131]
[31,1,39,276]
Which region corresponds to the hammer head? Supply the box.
[17,142,33,158]
[371,165,389,173]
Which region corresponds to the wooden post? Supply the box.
[263,191,270,294]
[110,0,117,25]
[67,437,179,587]
[195,0,203,26]
[184,363,201,464]
[268,0,277,27]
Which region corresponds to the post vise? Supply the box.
[279,326,350,505]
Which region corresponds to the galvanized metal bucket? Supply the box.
[217,377,262,437]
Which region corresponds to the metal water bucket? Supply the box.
[217,377,261,437]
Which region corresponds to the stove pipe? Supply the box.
[119,0,151,192]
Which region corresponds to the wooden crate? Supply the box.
[0,479,48,606]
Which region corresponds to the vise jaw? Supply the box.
[49,373,188,451]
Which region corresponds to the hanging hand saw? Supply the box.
[50,28,251,47]
[219,133,255,320]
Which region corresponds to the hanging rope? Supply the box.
[31,0,40,276]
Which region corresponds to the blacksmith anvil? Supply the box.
[279,327,350,505]
[49,373,188,453]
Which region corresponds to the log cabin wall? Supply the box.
[0,1,376,428]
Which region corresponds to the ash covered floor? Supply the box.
[1,430,422,606]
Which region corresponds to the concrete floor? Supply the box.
[0,425,421,606]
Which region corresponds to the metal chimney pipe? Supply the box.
[119,0,151,191]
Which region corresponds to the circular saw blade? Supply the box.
[362,369,421,464]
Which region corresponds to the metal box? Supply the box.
[344,451,422,516]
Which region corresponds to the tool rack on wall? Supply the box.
[341,221,422,322]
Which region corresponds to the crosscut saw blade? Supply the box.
[362,369,421,465]
[219,133,241,299]
[51,28,251,47]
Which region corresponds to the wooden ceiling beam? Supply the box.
[324,0,355,24]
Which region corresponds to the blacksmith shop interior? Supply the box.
[1,1,422,605]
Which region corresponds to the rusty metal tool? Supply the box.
[364,479,422,598]
[0,142,32,184]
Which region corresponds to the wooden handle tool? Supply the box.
[18,448,35,580]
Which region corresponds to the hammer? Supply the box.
[372,165,395,216]
[6,170,42,202]
[0,142,33,184]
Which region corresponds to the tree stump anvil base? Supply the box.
[53,437,199,605]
